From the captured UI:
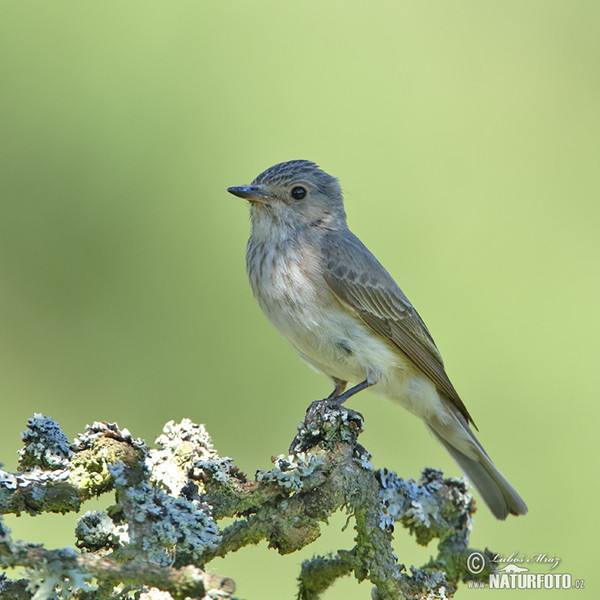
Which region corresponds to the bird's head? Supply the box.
[227,160,346,230]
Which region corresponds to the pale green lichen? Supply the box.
[1,412,488,600]
[139,590,174,600]
[0,516,13,552]
[75,510,130,552]
[72,421,146,453]
[110,462,221,567]
[147,419,221,495]
[291,405,364,453]
[195,456,237,485]
[0,466,74,515]
[24,546,93,600]
[378,467,474,552]
[256,453,324,491]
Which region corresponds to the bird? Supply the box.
[227,159,527,519]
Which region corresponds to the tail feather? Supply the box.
[426,422,528,520]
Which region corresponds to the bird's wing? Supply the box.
[321,230,474,425]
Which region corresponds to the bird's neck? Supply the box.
[249,204,346,245]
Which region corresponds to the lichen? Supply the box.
[0,466,75,516]
[256,453,324,491]
[18,415,72,471]
[68,422,147,498]
[0,467,71,491]
[290,404,364,453]
[75,510,130,552]
[110,462,221,567]
[1,412,489,600]
[72,421,146,453]
[147,419,222,496]
[378,468,474,548]
[0,516,14,553]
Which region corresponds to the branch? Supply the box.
[0,410,496,599]
[0,538,233,600]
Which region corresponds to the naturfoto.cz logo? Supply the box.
[466,551,585,590]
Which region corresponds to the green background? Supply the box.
[1,1,598,598]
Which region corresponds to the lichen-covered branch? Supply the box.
[0,532,233,600]
[0,409,496,600]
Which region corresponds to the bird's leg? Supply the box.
[305,378,371,423]
[326,377,347,399]
[306,378,346,416]
[290,378,372,454]
[331,379,373,404]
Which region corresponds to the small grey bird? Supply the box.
[227,160,527,519]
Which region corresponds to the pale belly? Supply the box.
[247,236,444,420]
[257,287,401,386]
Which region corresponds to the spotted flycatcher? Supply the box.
[227,160,527,519]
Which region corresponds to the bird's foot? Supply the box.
[305,396,363,423]
[289,396,364,454]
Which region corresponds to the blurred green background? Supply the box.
[1,1,598,598]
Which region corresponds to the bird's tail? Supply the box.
[426,413,528,519]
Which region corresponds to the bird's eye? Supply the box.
[291,186,307,200]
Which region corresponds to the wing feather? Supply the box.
[321,230,474,425]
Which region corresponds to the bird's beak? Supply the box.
[226,185,271,203]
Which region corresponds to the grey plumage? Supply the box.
[321,229,468,418]
[227,159,527,519]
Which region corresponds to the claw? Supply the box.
[289,397,365,454]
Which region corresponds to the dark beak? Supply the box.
[226,185,270,202]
